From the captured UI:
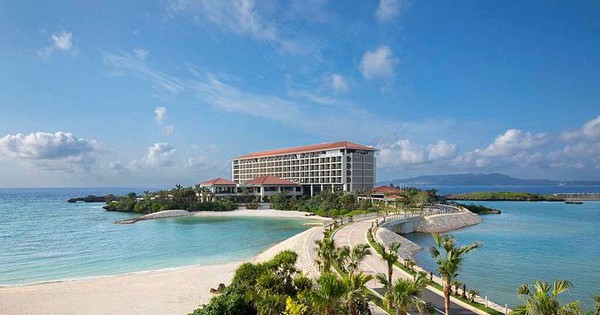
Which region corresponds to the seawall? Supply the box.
[416,207,482,233]
[375,227,422,260]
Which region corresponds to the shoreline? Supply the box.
[0,222,321,315]
[192,208,330,221]
[2,209,325,288]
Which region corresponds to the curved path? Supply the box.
[333,220,479,315]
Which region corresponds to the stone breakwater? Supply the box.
[416,208,482,233]
[375,227,422,260]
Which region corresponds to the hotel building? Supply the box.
[232,141,377,195]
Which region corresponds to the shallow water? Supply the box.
[0,188,312,285]
[404,201,600,309]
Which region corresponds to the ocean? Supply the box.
[0,188,312,285]
[1,186,599,310]
[404,200,600,309]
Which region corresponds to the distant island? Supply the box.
[447,191,564,202]
[381,172,600,186]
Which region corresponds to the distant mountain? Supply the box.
[381,173,600,186]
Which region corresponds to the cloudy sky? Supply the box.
[1,0,599,187]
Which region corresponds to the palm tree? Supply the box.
[311,273,347,315]
[343,271,374,315]
[511,280,580,315]
[389,272,430,315]
[314,232,336,272]
[337,244,371,276]
[429,233,480,315]
[381,242,401,285]
[376,272,395,310]
[245,272,288,315]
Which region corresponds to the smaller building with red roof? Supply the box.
[199,175,302,202]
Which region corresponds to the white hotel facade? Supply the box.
[232,141,377,195]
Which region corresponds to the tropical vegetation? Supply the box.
[190,231,375,315]
[103,185,237,213]
[511,280,600,315]
[429,233,480,315]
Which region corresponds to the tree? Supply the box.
[381,242,401,285]
[311,273,347,315]
[314,232,336,273]
[511,280,580,315]
[376,272,395,310]
[337,244,371,276]
[389,272,430,315]
[416,192,429,211]
[429,233,480,315]
[343,271,374,315]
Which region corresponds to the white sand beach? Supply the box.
[193,208,329,221]
[0,224,322,315]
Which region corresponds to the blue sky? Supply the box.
[1,0,599,187]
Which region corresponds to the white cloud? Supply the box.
[0,131,97,160]
[359,46,398,79]
[52,31,73,50]
[108,161,130,175]
[330,73,349,93]
[165,0,305,54]
[547,143,598,169]
[561,114,600,142]
[378,139,458,168]
[103,52,185,92]
[376,0,401,22]
[548,115,600,170]
[134,48,149,60]
[477,129,548,158]
[164,125,174,135]
[38,31,74,59]
[142,143,176,167]
[428,140,459,161]
[0,131,98,172]
[103,51,441,140]
[454,129,549,169]
[154,106,167,124]
[185,156,208,169]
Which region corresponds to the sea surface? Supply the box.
[412,185,600,195]
[404,200,600,309]
[0,188,313,285]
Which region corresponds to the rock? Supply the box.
[416,210,482,233]
[375,227,422,260]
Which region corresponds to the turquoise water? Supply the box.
[0,188,312,285]
[404,201,600,309]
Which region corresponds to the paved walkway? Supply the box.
[333,220,478,315]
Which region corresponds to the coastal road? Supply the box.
[304,225,388,315]
[333,220,478,315]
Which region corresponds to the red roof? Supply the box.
[245,175,298,186]
[200,177,237,186]
[235,141,376,159]
[372,186,403,195]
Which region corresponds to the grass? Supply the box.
[365,227,505,315]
